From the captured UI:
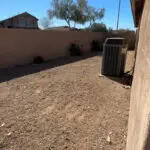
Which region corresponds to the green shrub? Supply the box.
[91,40,102,52]
[68,43,82,56]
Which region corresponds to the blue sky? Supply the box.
[0,0,135,30]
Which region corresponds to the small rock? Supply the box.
[109,131,113,135]
[0,123,5,127]
[106,135,111,144]
[117,111,121,114]
[98,73,104,77]
[123,85,131,89]
[7,132,12,136]
[35,89,41,94]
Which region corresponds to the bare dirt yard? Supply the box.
[0,51,134,150]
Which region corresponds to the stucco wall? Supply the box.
[126,0,150,149]
[0,29,110,68]
[113,31,136,50]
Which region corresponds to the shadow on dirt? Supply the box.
[0,52,102,83]
[106,73,133,86]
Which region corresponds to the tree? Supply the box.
[71,4,87,27]
[48,0,105,28]
[39,17,52,29]
[77,0,87,8]
[48,0,75,28]
[77,0,105,26]
[108,27,113,33]
[90,23,108,32]
[86,7,105,26]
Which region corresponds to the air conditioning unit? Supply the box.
[101,38,128,77]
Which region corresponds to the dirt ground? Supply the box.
[0,51,135,150]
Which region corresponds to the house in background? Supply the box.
[0,12,39,29]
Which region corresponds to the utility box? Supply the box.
[101,38,128,76]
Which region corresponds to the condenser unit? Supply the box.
[101,38,128,76]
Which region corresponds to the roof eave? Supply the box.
[130,0,135,27]
[131,0,145,27]
[0,12,39,23]
[131,0,138,27]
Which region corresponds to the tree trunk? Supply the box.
[74,22,76,28]
[89,21,92,27]
[66,20,71,29]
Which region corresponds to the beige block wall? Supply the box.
[126,0,150,149]
[0,29,110,68]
